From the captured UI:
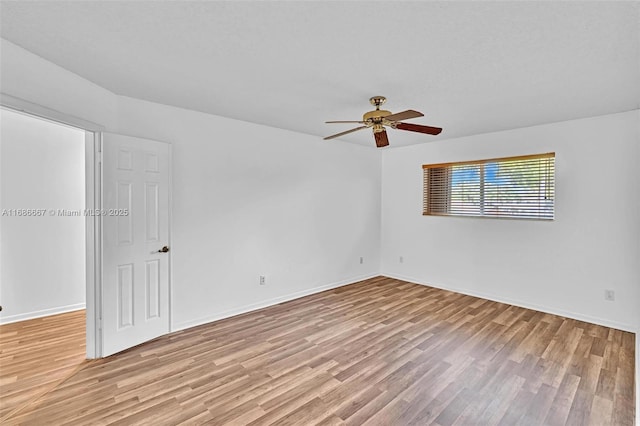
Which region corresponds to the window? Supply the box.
[423,153,555,220]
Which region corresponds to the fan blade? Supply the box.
[374,130,389,148]
[395,122,442,135]
[326,120,365,124]
[384,109,424,122]
[324,126,368,140]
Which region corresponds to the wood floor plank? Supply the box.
[0,277,635,425]
[0,310,86,420]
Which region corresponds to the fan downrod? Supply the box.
[369,96,386,110]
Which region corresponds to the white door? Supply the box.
[101,133,171,356]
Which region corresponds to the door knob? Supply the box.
[158,246,170,253]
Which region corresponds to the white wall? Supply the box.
[0,108,86,323]
[116,97,381,330]
[381,110,640,332]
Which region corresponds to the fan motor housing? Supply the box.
[363,109,392,122]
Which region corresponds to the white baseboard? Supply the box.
[0,303,86,325]
[382,272,637,333]
[172,273,379,333]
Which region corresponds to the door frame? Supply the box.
[1,94,103,358]
[85,131,102,358]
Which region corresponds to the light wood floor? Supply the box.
[0,277,635,425]
[0,309,87,421]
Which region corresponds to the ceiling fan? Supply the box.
[324,96,442,148]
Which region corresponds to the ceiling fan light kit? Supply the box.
[324,96,442,148]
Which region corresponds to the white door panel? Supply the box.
[102,133,170,356]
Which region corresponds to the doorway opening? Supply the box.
[0,107,94,419]
[1,108,87,324]
[1,96,172,361]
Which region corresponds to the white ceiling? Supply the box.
[1,1,638,148]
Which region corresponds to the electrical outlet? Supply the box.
[259,275,266,286]
[399,256,404,263]
[359,257,364,264]
[604,289,615,301]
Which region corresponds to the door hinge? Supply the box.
[97,151,103,163]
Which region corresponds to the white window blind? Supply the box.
[423,153,555,220]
